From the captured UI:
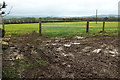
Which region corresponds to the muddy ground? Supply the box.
[2,33,120,79]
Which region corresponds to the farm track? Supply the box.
[2,33,119,78]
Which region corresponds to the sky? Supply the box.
[0,0,120,17]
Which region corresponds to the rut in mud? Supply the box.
[2,34,119,78]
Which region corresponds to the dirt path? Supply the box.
[2,34,119,78]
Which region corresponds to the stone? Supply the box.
[67,65,71,68]
[93,49,102,53]
[61,53,67,57]
[64,44,71,47]
[26,43,30,46]
[113,49,118,54]
[16,54,23,60]
[52,43,57,46]
[11,58,15,61]
[55,40,59,42]
[106,45,114,50]
[72,43,80,45]
[76,36,84,39]
[104,51,109,54]
[13,52,18,56]
[68,53,75,58]
[5,35,11,38]
[30,46,34,48]
[109,51,115,54]
[101,44,107,48]
[56,47,63,51]
[2,38,11,42]
[84,46,91,50]
[10,47,16,49]
[111,55,116,57]
[62,62,67,65]
[109,51,118,55]
[46,44,49,46]
[31,50,37,54]
[82,46,91,52]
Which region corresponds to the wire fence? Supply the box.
[4,18,118,36]
[39,19,118,36]
[41,21,86,35]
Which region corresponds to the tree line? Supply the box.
[4,17,118,24]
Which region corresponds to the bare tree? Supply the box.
[0,1,7,37]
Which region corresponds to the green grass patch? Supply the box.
[5,21,118,37]
[3,67,19,78]
[35,60,46,65]
[23,60,46,68]
[36,38,41,42]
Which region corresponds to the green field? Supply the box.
[4,21,118,37]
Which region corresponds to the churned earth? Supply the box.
[2,33,119,78]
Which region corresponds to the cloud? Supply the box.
[4,0,120,16]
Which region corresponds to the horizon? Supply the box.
[2,0,119,17]
[4,14,118,18]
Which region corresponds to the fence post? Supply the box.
[103,21,105,32]
[86,21,89,33]
[1,16,5,30]
[39,18,42,36]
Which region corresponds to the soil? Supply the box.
[2,33,119,79]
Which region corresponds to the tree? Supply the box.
[0,2,7,37]
[0,1,7,14]
[104,17,108,21]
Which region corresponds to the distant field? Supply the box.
[4,21,118,37]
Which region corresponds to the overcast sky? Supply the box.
[1,0,120,17]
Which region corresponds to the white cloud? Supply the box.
[3,0,120,16]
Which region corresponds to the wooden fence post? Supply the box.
[103,21,105,32]
[86,21,89,33]
[2,16,5,30]
[39,18,42,36]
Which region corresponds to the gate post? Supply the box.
[39,18,42,36]
[103,21,105,32]
[86,21,89,33]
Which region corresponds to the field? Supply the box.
[4,21,118,37]
[3,21,119,78]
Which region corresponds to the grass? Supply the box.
[23,60,46,68]
[4,21,118,37]
[3,67,19,78]
[36,38,42,42]
[3,58,46,78]
[33,60,46,66]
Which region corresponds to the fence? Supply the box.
[38,18,115,36]
[4,18,118,36]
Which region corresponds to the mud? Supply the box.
[2,33,119,78]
